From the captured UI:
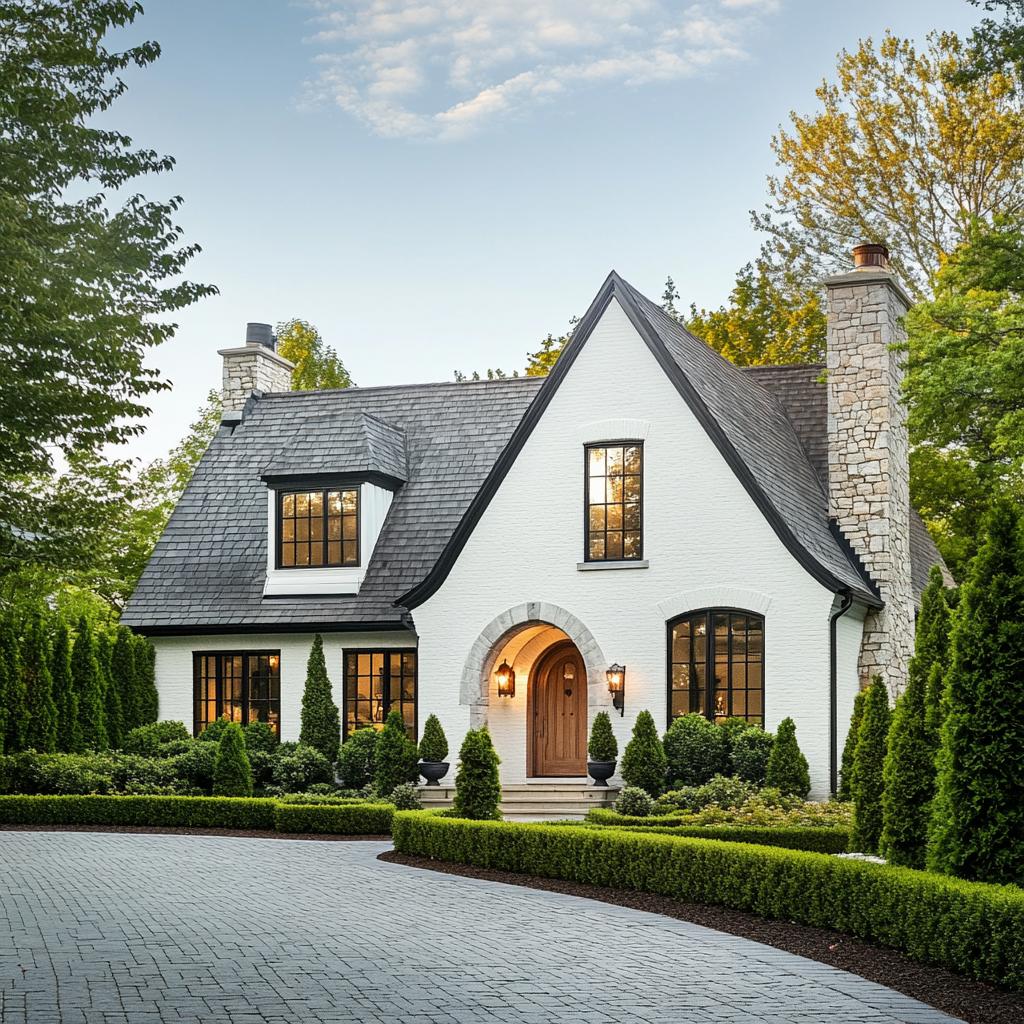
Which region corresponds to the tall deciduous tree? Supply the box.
[0,0,214,569]
[955,1,1024,86]
[22,613,57,752]
[850,675,891,855]
[299,634,340,763]
[927,499,1024,884]
[276,319,353,390]
[754,31,1024,297]
[71,616,106,750]
[49,622,79,752]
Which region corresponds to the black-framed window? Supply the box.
[193,651,281,737]
[278,488,359,568]
[585,442,643,561]
[343,649,417,739]
[668,610,764,726]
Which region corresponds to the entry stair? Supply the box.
[417,782,619,821]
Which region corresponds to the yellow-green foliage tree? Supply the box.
[276,319,353,390]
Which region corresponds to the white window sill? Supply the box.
[576,559,649,571]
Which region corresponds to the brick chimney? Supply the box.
[218,322,294,422]
[824,245,914,699]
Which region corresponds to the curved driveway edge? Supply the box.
[0,832,960,1023]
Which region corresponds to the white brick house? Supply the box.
[122,249,948,799]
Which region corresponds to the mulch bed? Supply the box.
[0,824,388,841]
[380,851,1024,1024]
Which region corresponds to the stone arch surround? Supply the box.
[460,603,609,728]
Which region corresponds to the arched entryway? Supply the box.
[528,640,587,777]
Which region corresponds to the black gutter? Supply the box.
[127,620,415,638]
[829,591,855,796]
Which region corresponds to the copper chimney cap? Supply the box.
[852,243,890,270]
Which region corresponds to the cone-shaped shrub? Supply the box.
[663,713,727,786]
[764,717,810,798]
[299,635,340,762]
[587,711,618,762]
[1,618,27,753]
[927,499,1024,884]
[98,632,123,750]
[71,617,107,751]
[837,688,866,801]
[212,721,253,797]
[851,675,890,854]
[133,635,159,724]
[914,566,952,749]
[620,710,667,796]
[50,623,80,752]
[23,614,57,753]
[879,661,932,867]
[451,726,501,820]
[418,713,449,762]
[374,709,417,797]
[111,627,139,734]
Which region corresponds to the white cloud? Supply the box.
[302,1,781,140]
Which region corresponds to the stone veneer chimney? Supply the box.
[824,245,915,699]
[218,322,294,423]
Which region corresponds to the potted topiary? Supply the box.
[417,713,449,786]
[587,711,618,787]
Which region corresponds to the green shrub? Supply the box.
[299,634,341,763]
[588,820,850,854]
[122,720,191,757]
[389,782,422,810]
[197,717,232,742]
[615,785,653,817]
[274,791,367,805]
[1,618,26,753]
[620,710,667,796]
[212,722,253,798]
[418,714,448,762]
[851,676,891,854]
[172,742,218,794]
[916,565,953,749]
[337,728,378,789]
[49,624,79,753]
[0,794,276,829]
[133,636,159,725]
[838,689,866,801]
[765,717,810,798]
[391,814,1024,990]
[98,633,123,750]
[656,774,757,813]
[373,710,418,798]
[270,743,333,793]
[730,728,774,785]
[242,721,279,754]
[587,711,618,762]
[718,717,754,758]
[663,713,727,787]
[451,726,501,820]
[249,749,275,789]
[111,627,140,735]
[273,801,394,835]
[23,613,58,753]
[71,617,107,751]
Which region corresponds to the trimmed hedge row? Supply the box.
[391,813,1024,990]
[274,802,394,835]
[611,823,849,853]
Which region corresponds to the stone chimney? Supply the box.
[218,322,294,422]
[824,245,915,699]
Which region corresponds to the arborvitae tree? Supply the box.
[927,499,1024,884]
[71,616,107,750]
[1,618,27,753]
[111,626,139,733]
[373,709,417,797]
[418,713,449,763]
[133,635,159,723]
[838,688,866,801]
[879,662,933,868]
[212,721,253,797]
[49,622,80,752]
[850,675,891,855]
[914,565,953,749]
[620,710,668,797]
[22,614,57,752]
[451,726,501,820]
[764,717,811,798]
[98,632,123,749]
[298,634,340,762]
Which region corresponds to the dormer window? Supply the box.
[278,488,359,568]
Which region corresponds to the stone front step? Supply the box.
[417,782,619,821]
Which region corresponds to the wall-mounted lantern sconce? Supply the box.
[606,663,625,716]
[495,659,516,698]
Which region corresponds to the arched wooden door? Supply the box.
[529,642,587,777]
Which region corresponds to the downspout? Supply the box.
[829,591,854,797]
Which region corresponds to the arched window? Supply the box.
[668,610,764,726]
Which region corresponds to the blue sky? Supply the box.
[111,0,980,463]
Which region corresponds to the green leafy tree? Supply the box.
[850,676,891,854]
[955,1,1024,86]
[587,711,618,762]
[0,0,214,571]
[764,717,811,798]
[451,726,502,820]
[276,319,352,390]
[661,276,681,321]
[418,713,449,762]
[212,721,253,797]
[524,317,578,377]
[373,709,417,797]
[927,499,1024,884]
[22,614,57,752]
[0,617,25,753]
[687,260,827,365]
[49,622,79,752]
[838,689,867,801]
[620,710,668,797]
[298,634,340,763]
[663,713,727,786]
[111,627,139,733]
[71,616,106,750]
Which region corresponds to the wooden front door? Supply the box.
[530,643,587,777]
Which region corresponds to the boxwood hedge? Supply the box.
[273,802,394,835]
[609,823,848,853]
[391,813,1024,990]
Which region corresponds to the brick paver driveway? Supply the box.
[0,832,957,1024]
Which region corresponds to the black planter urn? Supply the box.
[587,760,616,787]
[419,760,450,786]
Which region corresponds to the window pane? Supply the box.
[606,505,622,530]
[309,492,323,515]
[589,506,605,531]
[343,516,357,540]
[623,531,641,558]
[342,489,358,514]
[606,532,623,559]
[328,491,342,515]
[282,494,295,516]
[625,446,641,473]
[589,536,605,560]
[296,493,308,515]
[589,448,606,475]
